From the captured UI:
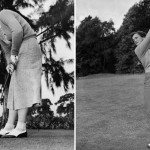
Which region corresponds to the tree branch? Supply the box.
[37,26,52,37]
[39,34,59,44]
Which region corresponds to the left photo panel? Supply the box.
[0,0,75,150]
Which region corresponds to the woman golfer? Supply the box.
[0,9,42,138]
[132,30,150,148]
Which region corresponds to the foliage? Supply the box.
[26,93,74,129]
[50,115,74,129]
[55,93,74,129]
[55,93,74,116]
[77,0,150,75]
[27,99,54,129]
[37,0,74,46]
[76,16,116,76]
[114,0,150,73]
[38,0,74,90]
[42,55,74,94]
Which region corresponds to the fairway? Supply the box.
[77,74,150,150]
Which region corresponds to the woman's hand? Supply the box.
[5,39,11,45]
[6,64,15,74]
[10,55,18,64]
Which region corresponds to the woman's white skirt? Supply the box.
[7,37,42,110]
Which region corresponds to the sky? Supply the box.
[76,0,141,29]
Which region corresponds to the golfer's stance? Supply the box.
[0,9,42,138]
[132,30,150,148]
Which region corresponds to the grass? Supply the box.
[0,129,74,150]
[77,73,150,150]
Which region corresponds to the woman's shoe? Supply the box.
[2,129,27,138]
[0,129,10,137]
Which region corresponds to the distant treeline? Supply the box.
[76,0,150,76]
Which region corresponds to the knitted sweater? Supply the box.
[0,9,35,56]
[135,30,150,72]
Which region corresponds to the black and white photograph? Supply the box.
[76,0,150,149]
[0,0,74,150]
[3,0,150,149]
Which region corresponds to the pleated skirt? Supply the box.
[7,37,42,110]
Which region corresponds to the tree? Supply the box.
[37,0,74,92]
[76,16,116,76]
[54,93,74,129]
[76,0,150,75]
[114,0,150,73]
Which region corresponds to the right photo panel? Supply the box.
[76,0,150,149]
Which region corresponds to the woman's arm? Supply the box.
[0,10,23,56]
[135,30,150,59]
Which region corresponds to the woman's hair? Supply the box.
[130,31,146,38]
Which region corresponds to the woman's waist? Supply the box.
[19,37,41,55]
[23,34,36,41]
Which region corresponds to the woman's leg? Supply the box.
[4,109,17,130]
[15,108,28,131]
[7,109,18,124]
[0,109,17,135]
[18,108,28,123]
[2,108,29,137]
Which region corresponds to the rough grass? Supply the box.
[0,129,74,150]
[77,74,150,150]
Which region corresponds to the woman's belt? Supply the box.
[23,34,36,41]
